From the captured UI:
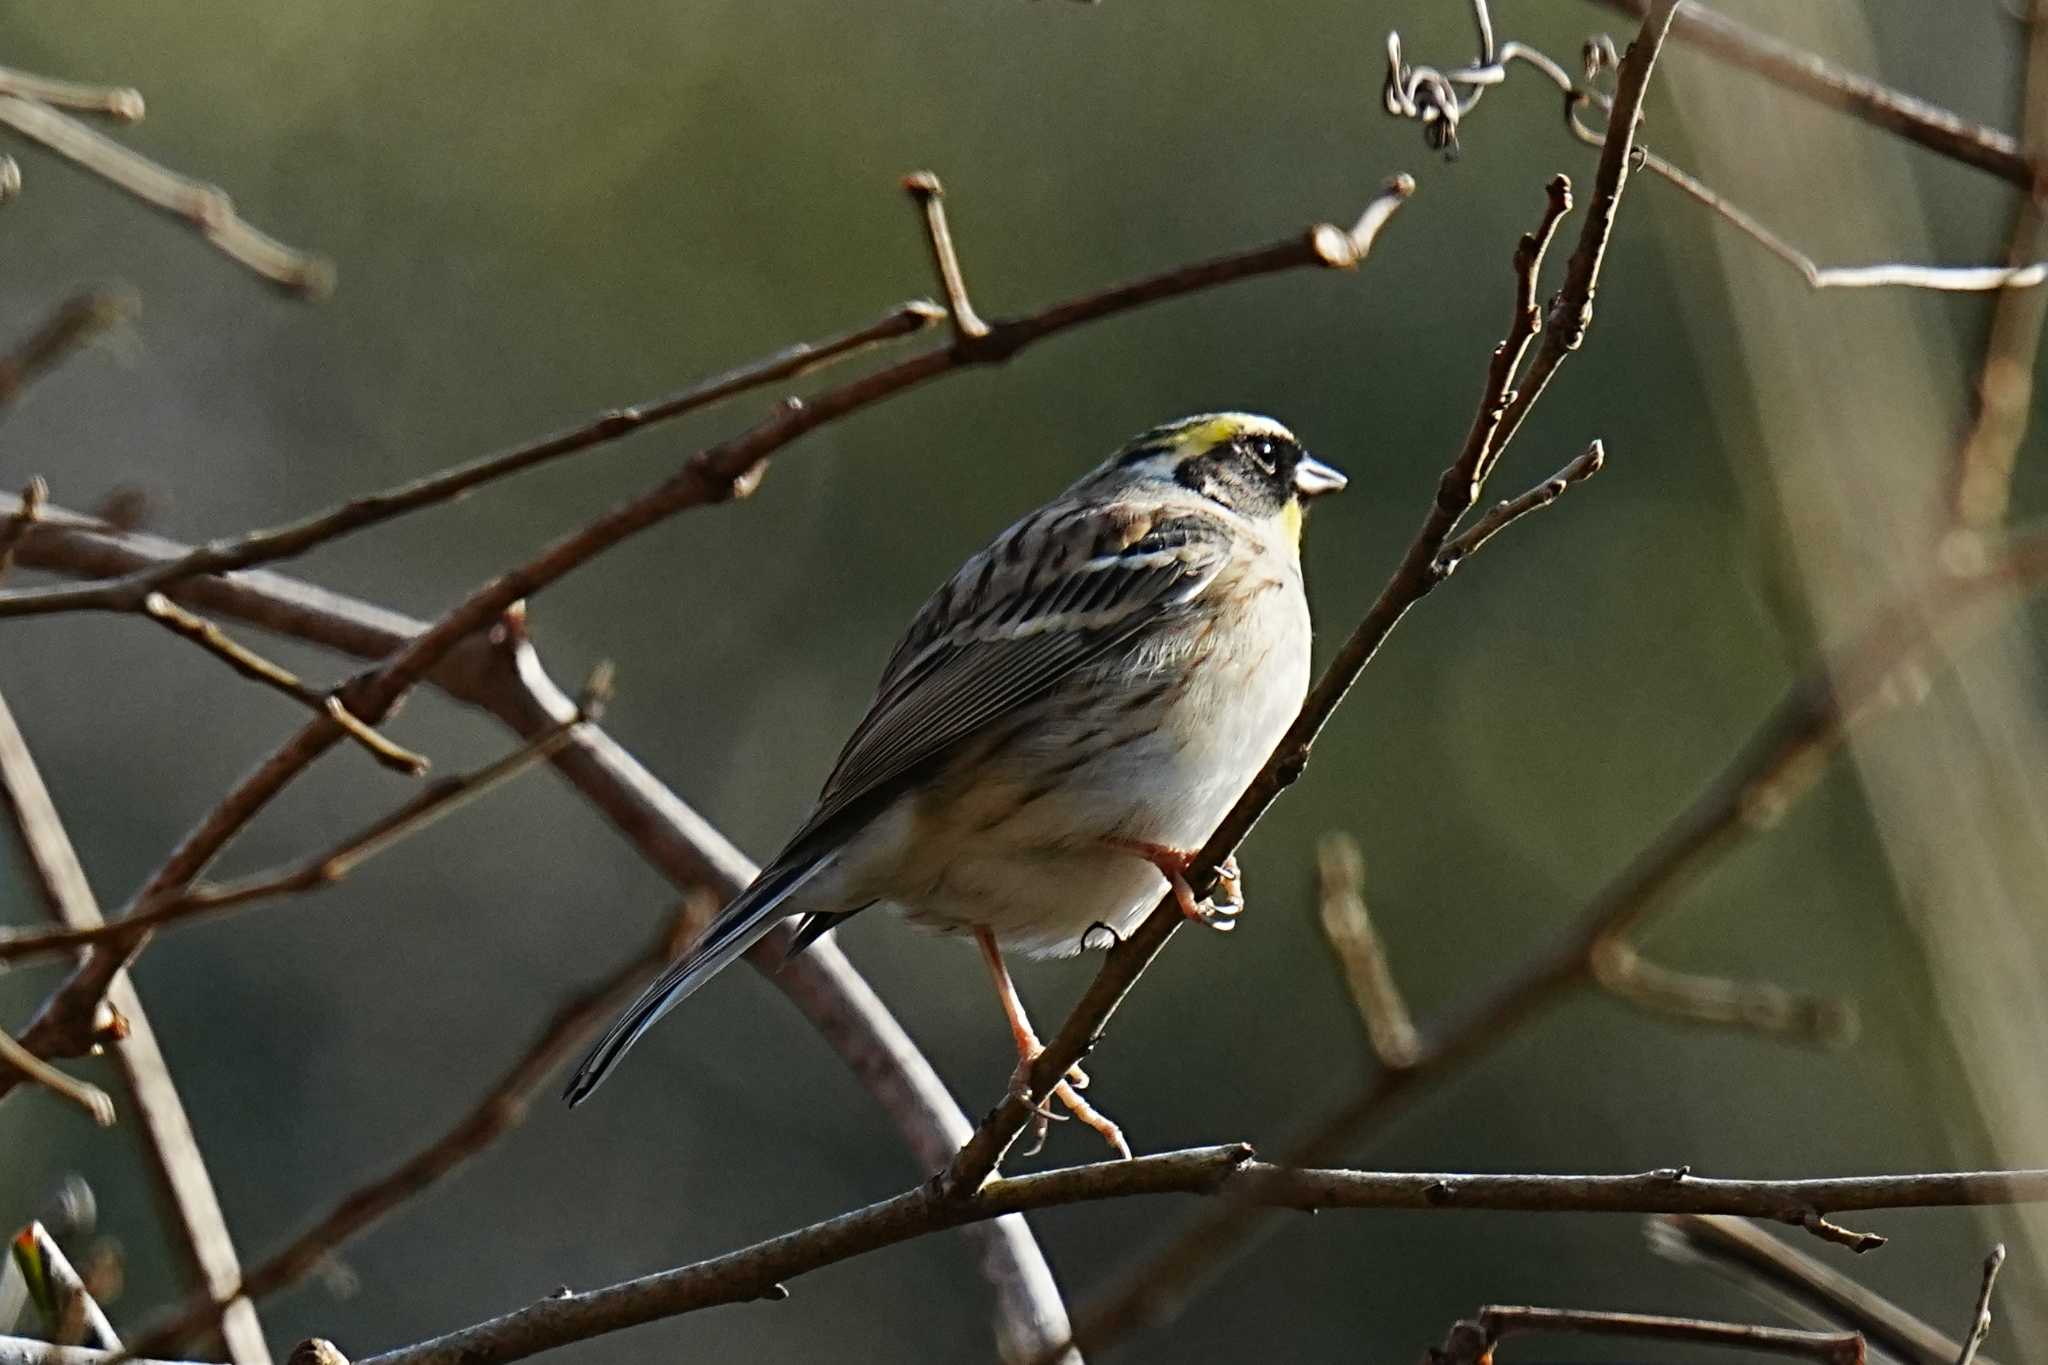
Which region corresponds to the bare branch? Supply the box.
[1592,0,2029,189]
[0,67,142,122]
[1315,834,1418,1068]
[0,94,327,295]
[0,301,942,619]
[903,172,989,340]
[1649,1214,1985,1365]
[1428,1304,1864,1365]
[141,594,429,776]
[344,1155,2048,1365]
[0,688,271,1365]
[123,908,687,1360]
[0,669,607,964]
[0,1031,112,1126]
[0,292,136,409]
[1434,440,1603,576]
[1955,1245,2006,1365]
[1591,938,1858,1046]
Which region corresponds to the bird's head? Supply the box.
[1096,413,1347,546]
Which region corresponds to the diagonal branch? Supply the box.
[0,292,136,410]
[0,90,329,295]
[1592,0,2029,189]
[0,688,272,1365]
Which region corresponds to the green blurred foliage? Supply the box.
[0,1,2035,1361]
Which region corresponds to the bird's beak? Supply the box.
[1293,454,1348,498]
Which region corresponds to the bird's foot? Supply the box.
[1010,1052,1130,1160]
[1103,839,1244,933]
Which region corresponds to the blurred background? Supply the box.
[1,0,2043,1360]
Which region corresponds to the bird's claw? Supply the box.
[1008,1055,1129,1160]
[1188,854,1244,932]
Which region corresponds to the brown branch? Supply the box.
[122,910,689,1361]
[0,67,142,122]
[6,172,1416,1084]
[0,302,942,620]
[904,172,989,340]
[1434,440,1604,575]
[1956,1246,2006,1365]
[0,499,1084,1364]
[0,93,328,295]
[1649,1214,1987,1365]
[1315,834,1419,1068]
[0,292,135,409]
[0,479,48,586]
[141,594,428,776]
[0,1030,111,1126]
[1427,1305,1864,1365]
[1951,0,2048,529]
[0,670,607,965]
[1592,0,2030,189]
[1591,938,1858,1045]
[0,688,272,1365]
[941,8,1661,1203]
[343,1154,2048,1365]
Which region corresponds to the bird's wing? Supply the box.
[786,500,1235,849]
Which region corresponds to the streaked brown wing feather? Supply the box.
[783,500,1234,850]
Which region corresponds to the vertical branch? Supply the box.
[0,689,272,1365]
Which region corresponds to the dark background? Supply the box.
[2,1,2042,1360]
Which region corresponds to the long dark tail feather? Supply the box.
[563,854,829,1107]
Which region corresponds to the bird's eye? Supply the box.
[1247,438,1279,475]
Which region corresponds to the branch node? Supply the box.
[1798,1208,1887,1253]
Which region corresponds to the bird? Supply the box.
[564,412,1346,1155]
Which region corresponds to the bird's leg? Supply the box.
[1101,838,1244,932]
[973,927,1129,1160]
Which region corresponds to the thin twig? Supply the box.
[0,67,142,122]
[1591,939,1858,1045]
[1434,440,1604,575]
[1951,0,2048,529]
[4,173,1416,1078]
[141,594,429,776]
[340,1156,2048,1365]
[0,1339,197,1365]
[0,688,271,1365]
[0,479,47,584]
[1955,1245,2006,1365]
[0,499,1083,1365]
[904,172,989,340]
[1649,1215,1974,1365]
[0,668,608,964]
[0,301,943,619]
[123,909,688,1360]
[0,1031,112,1126]
[1315,834,1418,1068]
[1429,1304,1864,1365]
[0,93,329,295]
[0,292,136,408]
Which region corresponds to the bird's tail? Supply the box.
[563,853,831,1107]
